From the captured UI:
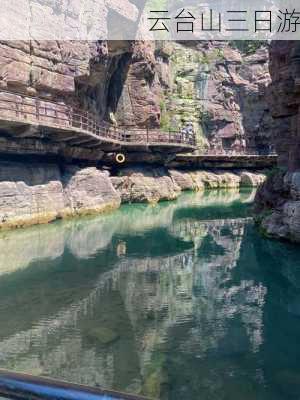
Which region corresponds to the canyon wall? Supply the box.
[255,41,300,242]
[0,39,272,156]
[0,39,272,229]
[103,41,273,153]
[154,41,272,153]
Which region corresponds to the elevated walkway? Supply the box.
[0,90,196,154]
[169,153,278,170]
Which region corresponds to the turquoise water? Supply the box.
[0,189,300,399]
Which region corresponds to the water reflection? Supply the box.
[1,188,300,399]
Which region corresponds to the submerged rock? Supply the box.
[86,327,120,345]
[142,368,170,399]
[275,370,300,397]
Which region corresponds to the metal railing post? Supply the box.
[0,369,150,400]
[36,99,40,122]
[69,107,72,127]
[15,102,19,119]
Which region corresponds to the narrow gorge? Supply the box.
[255,41,300,243]
[2,30,300,400]
[0,40,274,229]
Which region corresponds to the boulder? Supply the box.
[0,162,121,229]
[111,167,181,203]
[62,167,121,216]
[168,169,195,191]
[189,171,240,189]
[240,172,266,187]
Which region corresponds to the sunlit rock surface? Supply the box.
[112,168,266,204]
[0,159,266,228]
[111,167,182,203]
[0,162,120,229]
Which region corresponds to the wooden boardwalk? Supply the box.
[170,153,278,169]
[0,90,196,152]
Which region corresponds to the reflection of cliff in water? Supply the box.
[0,188,289,399]
[0,189,255,275]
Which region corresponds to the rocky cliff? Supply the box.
[154,41,272,153]
[255,41,300,242]
[0,39,271,229]
[0,39,273,153]
[0,40,136,160]
[103,41,273,153]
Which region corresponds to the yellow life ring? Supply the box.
[116,153,126,164]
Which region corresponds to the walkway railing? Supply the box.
[194,149,277,157]
[0,91,196,149]
[0,369,149,400]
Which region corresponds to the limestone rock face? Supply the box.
[0,163,65,227]
[0,39,140,131]
[267,41,300,171]
[170,170,244,191]
[112,168,265,204]
[113,42,161,129]
[0,39,136,163]
[0,40,272,160]
[190,171,241,189]
[0,162,121,229]
[168,169,195,191]
[155,42,272,153]
[63,167,121,216]
[239,172,266,187]
[101,40,273,150]
[0,41,93,98]
[111,167,181,203]
[0,161,266,229]
[256,170,300,242]
[255,41,300,242]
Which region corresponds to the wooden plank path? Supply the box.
[0,90,196,152]
[169,153,278,169]
[0,90,278,165]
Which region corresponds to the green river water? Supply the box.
[0,189,300,399]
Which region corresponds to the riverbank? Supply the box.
[255,170,300,243]
[0,161,266,230]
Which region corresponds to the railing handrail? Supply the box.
[0,90,196,148]
[194,150,278,157]
[0,369,151,400]
[0,90,278,156]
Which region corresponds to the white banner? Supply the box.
[0,0,299,40]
